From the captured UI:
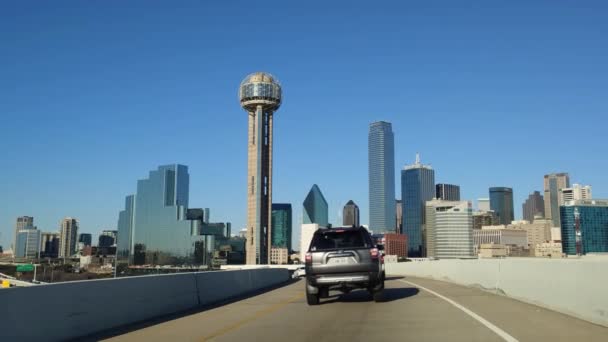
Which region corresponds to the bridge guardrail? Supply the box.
[0,268,289,341]
[386,257,608,327]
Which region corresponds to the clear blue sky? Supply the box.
[1,1,607,249]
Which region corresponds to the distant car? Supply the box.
[292,267,306,278]
[304,226,385,305]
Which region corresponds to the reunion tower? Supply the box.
[239,72,282,264]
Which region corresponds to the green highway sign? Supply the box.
[16,264,34,272]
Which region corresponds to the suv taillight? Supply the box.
[370,248,379,259]
[305,252,312,264]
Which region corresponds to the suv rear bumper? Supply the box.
[315,274,370,284]
[306,271,381,292]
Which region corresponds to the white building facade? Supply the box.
[560,184,592,202]
[300,223,320,261]
[474,226,528,247]
[434,201,475,259]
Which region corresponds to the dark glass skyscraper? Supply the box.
[116,164,205,266]
[436,184,460,201]
[402,154,435,257]
[78,233,92,246]
[560,200,608,255]
[343,200,360,227]
[303,184,328,227]
[368,121,396,233]
[271,203,292,251]
[489,187,514,225]
[522,191,545,222]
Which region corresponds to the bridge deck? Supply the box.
[103,276,607,341]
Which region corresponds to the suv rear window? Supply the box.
[309,230,371,251]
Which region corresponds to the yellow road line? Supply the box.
[200,292,304,342]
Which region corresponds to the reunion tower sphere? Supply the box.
[239,72,282,112]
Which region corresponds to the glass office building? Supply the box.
[436,183,460,201]
[15,228,41,259]
[402,155,435,257]
[78,233,92,246]
[343,200,360,227]
[271,203,292,251]
[116,165,206,266]
[489,187,514,225]
[560,200,608,255]
[368,121,396,233]
[303,184,329,227]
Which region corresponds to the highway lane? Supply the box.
[104,276,608,342]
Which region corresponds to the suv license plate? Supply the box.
[329,257,350,264]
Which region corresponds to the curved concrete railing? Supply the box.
[0,268,289,341]
[386,257,608,327]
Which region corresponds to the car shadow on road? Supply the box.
[321,287,419,304]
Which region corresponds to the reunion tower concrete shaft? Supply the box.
[239,72,282,264]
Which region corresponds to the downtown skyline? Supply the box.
[2,2,608,249]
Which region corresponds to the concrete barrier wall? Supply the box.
[386,257,608,327]
[0,269,289,341]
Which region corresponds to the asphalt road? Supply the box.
[104,276,607,342]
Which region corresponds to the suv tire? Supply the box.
[306,279,319,305]
[372,288,384,302]
[307,291,319,305]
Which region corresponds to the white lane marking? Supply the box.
[399,279,519,342]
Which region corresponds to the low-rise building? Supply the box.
[535,242,563,258]
[270,247,289,265]
[473,225,528,256]
[472,211,497,230]
[383,233,407,258]
[478,243,507,258]
[508,216,552,254]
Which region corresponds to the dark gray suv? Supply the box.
[304,226,385,305]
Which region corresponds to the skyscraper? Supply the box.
[395,199,403,234]
[15,228,41,259]
[368,121,396,233]
[117,195,135,261]
[342,200,360,227]
[271,203,292,251]
[430,200,475,259]
[560,199,608,255]
[98,230,118,247]
[560,184,592,202]
[522,191,545,222]
[303,184,328,227]
[436,184,460,201]
[544,173,570,227]
[477,198,490,212]
[402,154,435,257]
[472,210,498,229]
[204,208,211,224]
[425,199,462,258]
[240,72,282,265]
[78,233,92,247]
[40,232,60,258]
[59,217,79,258]
[13,216,34,251]
[489,187,514,225]
[116,164,206,266]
